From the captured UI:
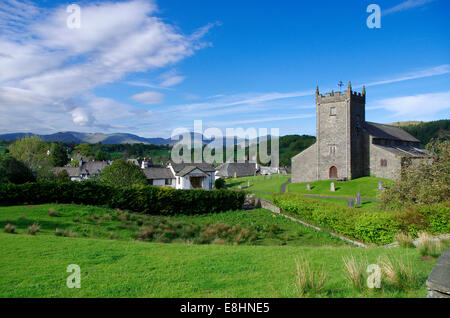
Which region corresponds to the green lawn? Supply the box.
[226,174,291,194]
[287,177,392,199]
[0,204,347,247]
[0,233,436,297]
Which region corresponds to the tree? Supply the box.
[95,149,111,161]
[99,159,147,187]
[0,155,36,184]
[8,136,51,173]
[50,143,69,167]
[379,139,450,207]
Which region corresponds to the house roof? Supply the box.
[215,162,257,177]
[143,167,175,179]
[53,167,82,178]
[176,166,209,177]
[169,162,216,173]
[365,122,420,142]
[53,161,109,178]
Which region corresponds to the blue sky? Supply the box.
[0,0,449,137]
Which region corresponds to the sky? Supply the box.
[0,0,449,138]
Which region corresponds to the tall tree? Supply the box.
[50,143,69,167]
[99,159,147,187]
[8,136,50,173]
[0,155,36,184]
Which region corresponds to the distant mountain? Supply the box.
[0,131,174,145]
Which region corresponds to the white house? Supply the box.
[168,162,215,190]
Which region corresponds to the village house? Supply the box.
[53,158,110,181]
[291,83,430,183]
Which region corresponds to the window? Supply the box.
[329,145,336,156]
[165,179,171,185]
[330,107,336,116]
[178,177,180,184]
[380,159,387,167]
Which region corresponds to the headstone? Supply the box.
[247,181,250,187]
[234,172,237,178]
[378,180,384,191]
[347,199,354,208]
[330,182,335,192]
[268,173,271,179]
[306,183,311,191]
[237,185,242,189]
[355,192,362,205]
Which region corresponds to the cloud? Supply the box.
[361,64,450,87]
[383,0,434,16]
[373,91,450,118]
[0,0,213,133]
[131,91,164,105]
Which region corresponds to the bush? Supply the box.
[273,193,449,245]
[0,181,246,215]
[214,178,226,189]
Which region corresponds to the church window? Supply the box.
[329,146,336,156]
[380,159,387,167]
[330,107,336,116]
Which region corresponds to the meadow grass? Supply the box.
[0,233,436,297]
[0,204,347,247]
[225,174,290,194]
[287,176,392,199]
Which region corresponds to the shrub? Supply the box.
[0,181,246,216]
[416,232,444,258]
[294,258,327,296]
[214,178,226,189]
[55,228,77,237]
[395,232,414,248]
[27,222,41,235]
[4,223,16,233]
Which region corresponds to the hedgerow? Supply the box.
[0,181,246,215]
[273,193,450,245]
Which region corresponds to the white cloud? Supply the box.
[131,91,164,105]
[373,91,450,118]
[383,0,434,16]
[0,0,212,133]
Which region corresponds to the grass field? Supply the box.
[226,174,290,194]
[287,177,392,199]
[0,233,437,297]
[0,204,347,247]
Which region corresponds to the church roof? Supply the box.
[365,122,420,142]
[372,144,431,158]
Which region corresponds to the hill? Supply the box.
[400,119,450,145]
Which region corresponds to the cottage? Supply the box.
[53,159,110,181]
[168,162,215,190]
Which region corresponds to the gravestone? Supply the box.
[234,172,237,178]
[347,199,354,208]
[306,183,311,191]
[268,173,271,179]
[237,185,242,189]
[427,248,450,298]
[378,180,384,191]
[247,181,250,187]
[355,192,362,205]
[330,182,335,192]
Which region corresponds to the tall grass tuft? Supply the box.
[395,232,414,248]
[378,255,417,290]
[294,258,327,297]
[4,223,16,234]
[48,208,57,217]
[416,232,444,258]
[27,222,41,235]
[342,255,366,290]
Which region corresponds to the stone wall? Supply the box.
[291,143,317,183]
[369,143,402,180]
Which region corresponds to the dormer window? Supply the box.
[330,107,336,116]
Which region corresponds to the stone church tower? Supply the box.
[315,81,366,180]
[292,82,428,183]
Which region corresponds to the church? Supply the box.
[291,82,430,183]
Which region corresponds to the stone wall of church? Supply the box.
[291,143,317,183]
[369,144,402,180]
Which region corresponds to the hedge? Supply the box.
[0,181,246,215]
[273,193,450,245]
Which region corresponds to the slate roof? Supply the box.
[215,162,257,178]
[53,167,83,178]
[169,162,216,173]
[142,167,175,179]
[372,144,431,158]
[365,122,420,142]
[53,161,109,178]
[176,166,209,177]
